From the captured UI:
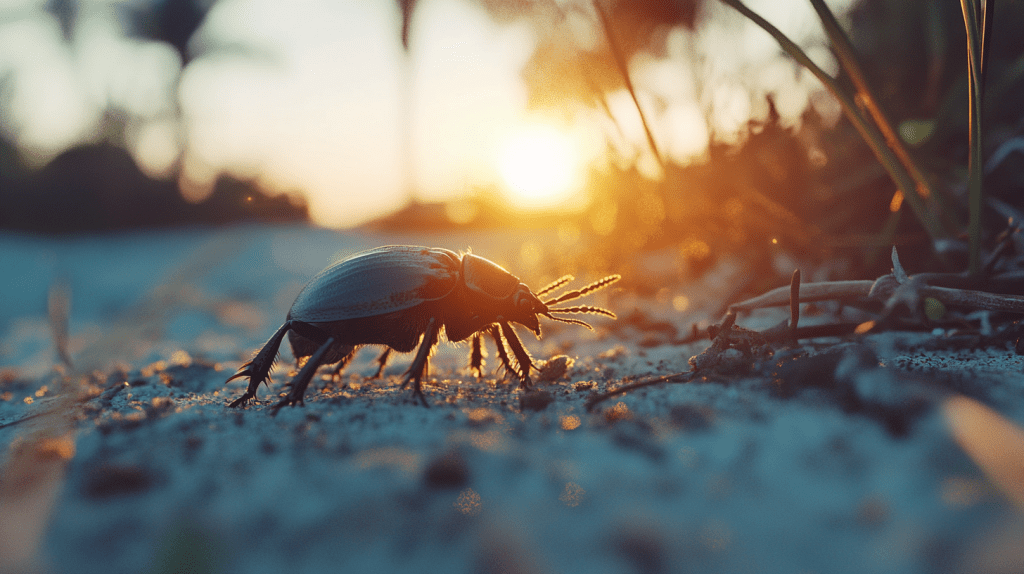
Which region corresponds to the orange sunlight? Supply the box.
[498,124,586,210]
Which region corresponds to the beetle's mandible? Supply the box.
[225,245,620,410]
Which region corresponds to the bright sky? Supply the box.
[0,0,855,227]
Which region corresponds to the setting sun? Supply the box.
[498,124,585,210]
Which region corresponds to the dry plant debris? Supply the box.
[588,244,1024,409]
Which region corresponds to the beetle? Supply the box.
[225,245,619,410]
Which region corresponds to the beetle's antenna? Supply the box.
[536,274,574,297]
[547,305,617,318]
[543,275,620,306]
[544,314,594,329]
[543,304,617,330]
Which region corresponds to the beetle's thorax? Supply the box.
[441,254,546,341]
[461,254,520,299]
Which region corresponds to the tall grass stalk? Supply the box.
[594,0,666,173]
[961,0,992,276]
[719,0,947,245]
[807,0,959,233]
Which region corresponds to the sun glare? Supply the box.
[498,124,584,210]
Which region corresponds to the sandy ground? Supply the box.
[2,225,1024,574]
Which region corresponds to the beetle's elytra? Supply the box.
[225,245,620,410]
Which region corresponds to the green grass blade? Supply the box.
[807,0,959,235]
[961,0,985,275]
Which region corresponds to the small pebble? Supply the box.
[519,390,555,412]
[535,355,574,383]
[83,463,156,499]
[423,450,469,489]
[669,404,715,431]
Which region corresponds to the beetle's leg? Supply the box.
[327,350,357,382]
[400,317,440,407]
[468,333,486,378]
[270,337,336,415]
[500,321,534,390]
[371,348,392,379]
[488,326,513,382]
[226,322,292,407]
[286,319,338,384]
[226,320,332,408]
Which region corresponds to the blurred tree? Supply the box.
[0,142,306,233]
[398,0,418,50]
[46,0,77,42]
[126,0,210,65]
[0,0,314,232]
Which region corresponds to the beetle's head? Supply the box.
[508,286,547,334]
[460,254,620,337]
[461,254,546,335]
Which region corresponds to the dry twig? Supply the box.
[588,246,1024,408]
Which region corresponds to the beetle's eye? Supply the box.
[512,291,531,310]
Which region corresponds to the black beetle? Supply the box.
[225,245,619,410]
